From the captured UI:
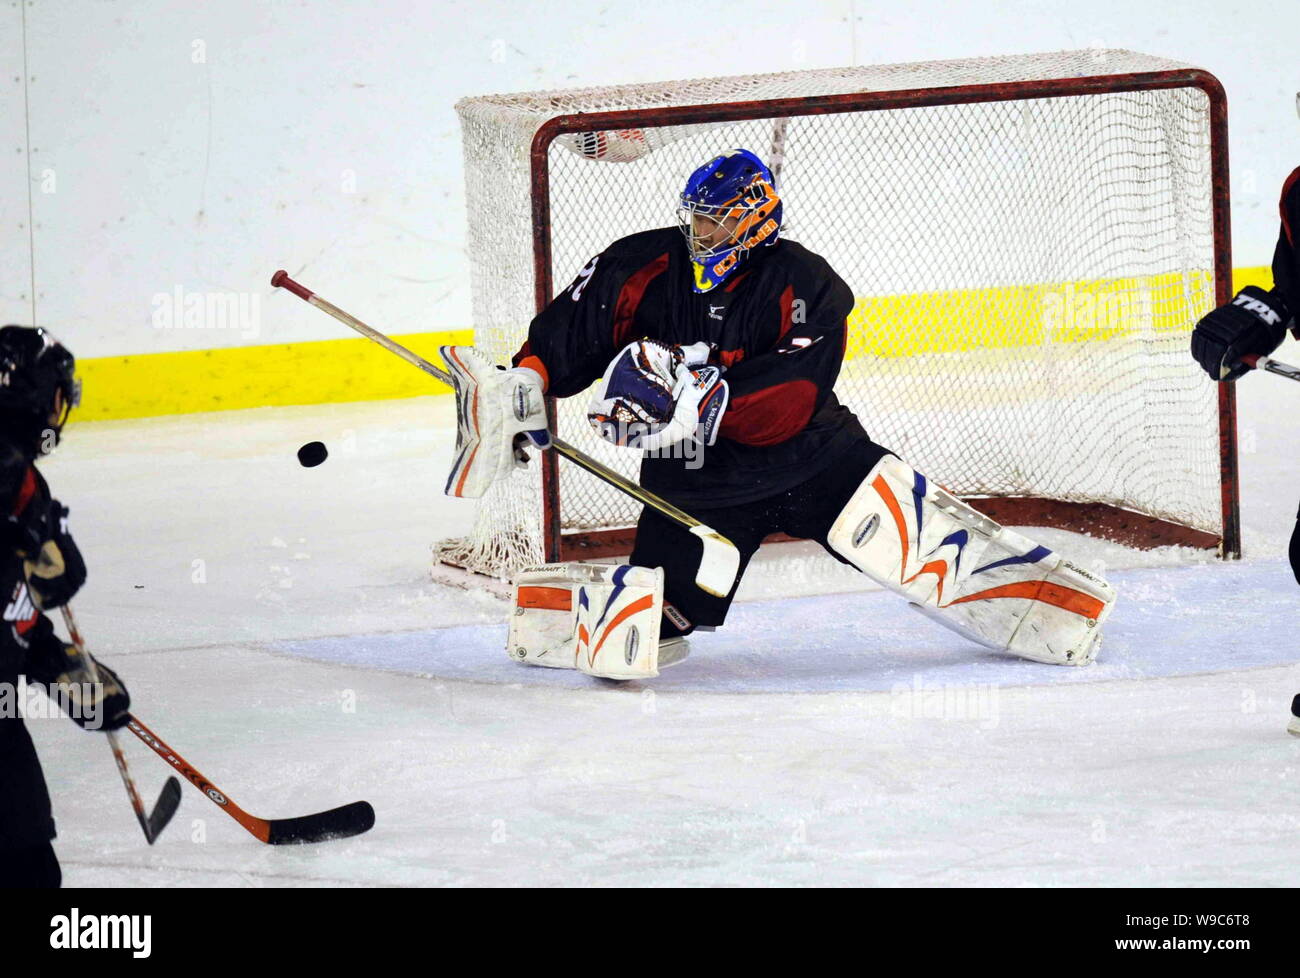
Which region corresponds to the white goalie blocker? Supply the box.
[827,456,1116,665]
[508,563,688,680]
[440,345,549,499]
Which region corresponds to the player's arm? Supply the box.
[4,463,87,612]
[1,468,124,731]
[0,465,57,674]
[512,249,662,397]
[584,268,853,452]
[1191,167,1300,381]
[713,270,854,446]
[12,602,131,732]
[443,248,654,498]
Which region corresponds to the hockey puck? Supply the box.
[297,441,328,467]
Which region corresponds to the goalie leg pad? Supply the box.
[509,564,587,670]
[826,456,1116,665]
[509,563,677,679]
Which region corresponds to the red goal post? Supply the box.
[444,50,1239,580]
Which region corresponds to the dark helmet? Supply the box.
[0,325,80,455]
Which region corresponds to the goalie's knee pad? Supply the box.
[826,456,1116,666]
[509,563,685,679]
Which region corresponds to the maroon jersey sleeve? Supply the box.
[512,232,674,399]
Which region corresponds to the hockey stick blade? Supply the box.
[146,776,183,843]
[689,525,741,598]
[127,714,375,846]
[265,800,377,845]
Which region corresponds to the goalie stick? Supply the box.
[125,713,375,845]
[270,269,741,598]
[59,605,181,845]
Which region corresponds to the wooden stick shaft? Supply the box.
[1243,354,1300,383]
[271,270,713,534]
[59,605,154,842]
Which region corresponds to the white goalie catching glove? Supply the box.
[827,455,1116,665]
[508,562,689,680]
[441,345,551,498]
[587,339,728,452]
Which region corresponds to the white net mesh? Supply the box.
[441,50,1225,578]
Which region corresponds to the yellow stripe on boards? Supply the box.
[1231,265,1273,292]
[72,330,471,421]
[846,268,1271,360]
[68,266,1274,422]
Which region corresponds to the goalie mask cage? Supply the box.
[442,49,1238,581]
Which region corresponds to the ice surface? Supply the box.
[24,377,1300,887]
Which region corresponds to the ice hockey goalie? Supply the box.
[448,147,1117,679]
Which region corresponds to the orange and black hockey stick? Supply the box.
[124,714,374,845]
[60,605,181,844]
[63,606,371,845]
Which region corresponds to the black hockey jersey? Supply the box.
[0,442,62,851]
[1272,166,1300,319]
[513,227,874,508]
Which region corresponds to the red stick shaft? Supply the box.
[125,714,271,843]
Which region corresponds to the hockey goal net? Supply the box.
[441,49,1238,580]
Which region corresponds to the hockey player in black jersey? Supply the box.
[0,325,130,887]
[1190,163,1300,737]
[444,148,1116,679]
[1191,164,1300,587]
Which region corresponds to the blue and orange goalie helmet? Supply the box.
[677,148,782,293]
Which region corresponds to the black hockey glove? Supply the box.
[18,499,86,610]
[1191,285,1292,381]
[31,642,130,732]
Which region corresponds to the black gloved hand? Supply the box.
[4,496,45,557]
[20,499,86,610]
[36,642,131,732]
[1190,285,1291,381]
